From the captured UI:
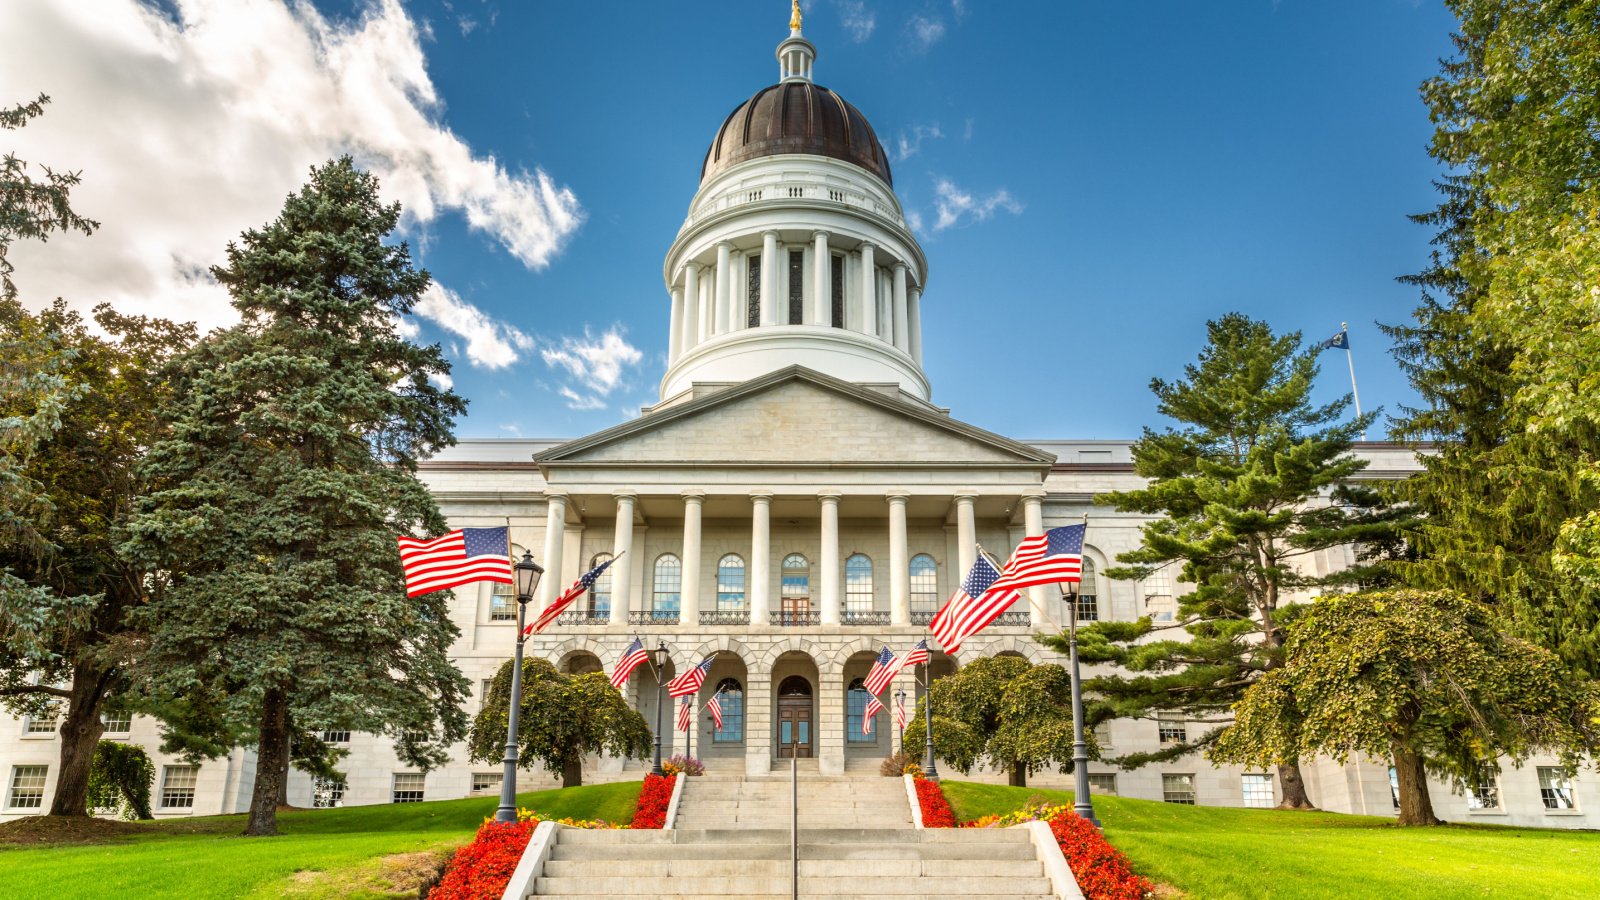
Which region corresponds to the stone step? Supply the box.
[533,895,1056,900]
[556,827,1030,845]
[549,842,1039,862]
[541,858,1043,879]
[533,875,1054,896]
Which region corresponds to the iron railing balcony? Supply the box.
[910,611,937,626]
[770,611,822,627]
[699,610,751,626]
[554,611,610,626]
[841,610,891,626]
[993,611,1032,627]
[628,610,680,626]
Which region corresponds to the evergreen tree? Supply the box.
[1,94,98,300]
[1066,313,1395,809]
[124,158,470,836]
[0,300,193,816]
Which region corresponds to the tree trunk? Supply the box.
[561,757,583,788]
[276,731,291,807]
[1392,744,1440,826]
[246,688,289,837]
[48,660,111,817]
[1275,759,1317,810]
[1008,765,1026,788]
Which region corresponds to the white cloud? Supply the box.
[950,0,967,19]
[931,178,1023,231]
[832,1,876,42]
[0,0,582,331]
[414,284,532,370]
[894,123,943,162]
[540,326,644,410]
[429,371,453,390]
[907,14,946,51]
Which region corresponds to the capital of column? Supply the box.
[750,490,774,503]
[681,489,706,504]
[545,490,570,502]
[716,240,733,251]
[612,489,637,501]
[817,489,842,503]
[811,230,830,241]
[893,261,908,274]
[886,490,910,504]
[952,489,978,504]
[762,230,780,241]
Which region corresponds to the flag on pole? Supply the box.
[862,646,898,695]
[677,696,693,732]
[524,554,622,636]
[609,637,650,690]
[894,691,908,731]
[707,692,724,731]
[863,695,883,735]
[991,524,1085,593]
[667,657,714,697]
[1317,329,1350,351]
[929,556,1023,653]
[898,639,932,672]
[397,527,513,598]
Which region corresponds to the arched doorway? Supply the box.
[776,675,813,759]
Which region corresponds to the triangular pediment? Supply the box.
[536,367,1054,469]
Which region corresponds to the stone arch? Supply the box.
[770,649,822,762]
[828,636,882,673]
[755,637,830,674]
[548,637,615,671]
[686,637,759,675]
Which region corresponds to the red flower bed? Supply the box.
[1048,810,1155,900]
[630,773,676,829]
[430,818,538,900]
[912,777,957,828]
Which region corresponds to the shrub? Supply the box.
[1048,810,1156,900]
[912,776,957,828]
[661,754,704,777]
[429,818,538,900]
[630,773,676,829]
[86,741,155,821]
[879,752,921,776]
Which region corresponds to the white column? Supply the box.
[610,492,636,625]
[892,263,909,353]
[539,492,568,614]
[680,491,704,626]
[859,242,878,336]
[683,264,702,344]
[750,491,772,626]
[888,491,910,626]
[760,231,780,327]
[1021,489,1050,628]
[954,491,977,578]
[819,490,841,626]
[812,231,830,325]
[908,285,923,365]
[668,287,685,363]
[715,241,733,334]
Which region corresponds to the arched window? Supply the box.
[909,554,938,613]
[1076,556,1098,622]
[846,678,876,744]
[712,677,744,743]
[781,554,810,621]
[845,554,873,614]
[588,552,614,618]
[717,554,746,611]
[653,554,682,621]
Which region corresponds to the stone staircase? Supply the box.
[525,775,1058,899]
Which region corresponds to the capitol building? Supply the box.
[3,11,1589,831]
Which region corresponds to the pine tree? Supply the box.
[1062,313,1396,810]
[124,158,470,837]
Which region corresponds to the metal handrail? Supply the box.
[993,611,1032,626]
[628,611,679,625]
[790,756,798,900]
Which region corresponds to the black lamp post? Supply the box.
[921,663,939,781]
[495,550,544,823]
[650,642,669,777]
[1060,582,1100,826]
[894,687,907,755]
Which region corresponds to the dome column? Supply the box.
[859,242,878,337]
[683,264,703,345]
[668,287,684,363]
[715,242,733,335]
[892,263,910,353]
[761,231,780,327]
[811,231,830,325]
[908,284,923,365]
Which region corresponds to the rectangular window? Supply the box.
[1241,773,1274,808]
[1077,593,1099,622]
[322,730,351,744]
[1156,714,1186,745]
[392,773,425,804]
[312,777,345,809]
[489,582,516,621]
[471,772,502,795]
[747,256,762,328]
[1093,722,1113,750]
[846,683,876,744]
[480,679,494,706]
[160,765,198,809]
[24,705,59,734]
[713,690,744,743]
[788,249,804,324]
[830,255,845,328]
[1162,773,1196,805]
[1087,774,1117,796]
[7,766,47,810]
[101,712,132,734]
[1389,766,1400,810]
[1143,568,1174,622]
[1537,767,1577,811]
[1464,768,1500,810]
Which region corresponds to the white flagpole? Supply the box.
[1341,321,1365,442]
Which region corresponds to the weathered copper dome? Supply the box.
[701,82,893,187]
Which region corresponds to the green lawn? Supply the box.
[941,780,1600,900]
[0,780,641,900]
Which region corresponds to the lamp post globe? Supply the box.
[1061,582,1100,827]
[495,550,544,823]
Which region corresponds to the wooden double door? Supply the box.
[776,676,813,759]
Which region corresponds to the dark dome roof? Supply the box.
[702,82,893,187]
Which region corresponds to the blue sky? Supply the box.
[5,1,1462,442]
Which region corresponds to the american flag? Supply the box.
[929,556,1022,654]
[894,691,908,731]
[899,639,932,671]
[609,637,650,691]
[676,696,693,732]
[667,657,714,698]
[862,695,883,735]
[524,553,622,636]
[397,527,512,598]
[992,524,1085,592]
[707,692,724,731]
[862,646,898,695]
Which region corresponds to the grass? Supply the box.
[940,780,1600,900]
[0,780,641,900]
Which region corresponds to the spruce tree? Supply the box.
[124,158,470,836]
[1062,313,1394,809]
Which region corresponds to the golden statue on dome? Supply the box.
[790,0,803,33]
